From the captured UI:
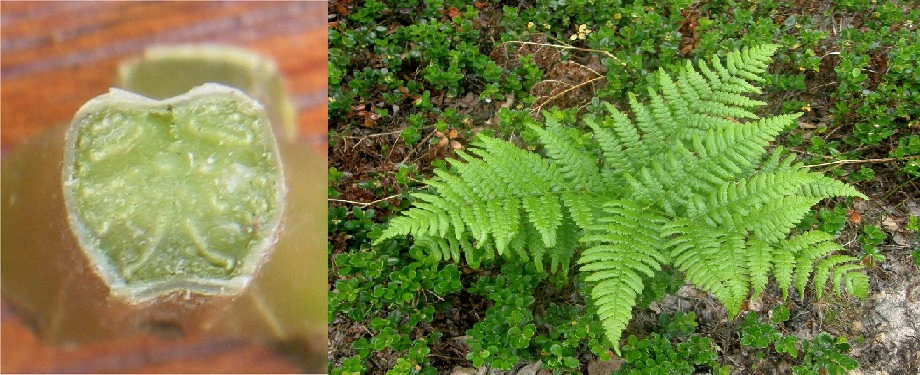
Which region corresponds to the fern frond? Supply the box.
[759,146,798,173]
[663,219,751,316]
[634,113,799,216]
[648,87,679,142]
[592,103,648,176]
[578,200,668,354]
[772,230,841,298]
[377,123,606,271]
[797,174,867,199]
[522,195,563,248]
[529,114,603,191]
[729,44,775,82]
[702,114,800,170]
[586,117,627,179]
[416,236,465,264]
[657,68,690,126]
[560,192,600,231]
[746,239,774,301]
[742,195,819,243]
[487,197,520,255]
[376,44,869,352]
[678,61,741,131]
[550,217,580,276]
[689,44,777,123]
[831,264,864,297]
[705,44,777,94]
[844,271,870,298]
[629,91,668,160]
[813,255,861,299]
[376,133,572,265]
[685,169,864,243]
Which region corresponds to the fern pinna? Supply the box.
[375,44,868,353]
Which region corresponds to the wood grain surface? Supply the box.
[0,1,327,373]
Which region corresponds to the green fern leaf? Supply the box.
[813,255,860,299]
[845,271,870,298]
[375,44,869,351]
[832,264,865,297]
[578,201,668,354]
[531,114,603,191]
[793,235,845,297]
[487,197,520,255]
[747,239,774,301]
[522,195,562,248]
[560,192,600,233]
[663,219,749,315]
[589,103,647,178]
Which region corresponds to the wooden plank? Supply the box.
[0,1,327,151]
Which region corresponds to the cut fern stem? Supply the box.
[375,44,869,354]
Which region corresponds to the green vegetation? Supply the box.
[614,312,723,375]
[329,0,919,373]
[740,308,858,375]
[858,224,888,266]
[378,45,868,353]
[613,308,858,375]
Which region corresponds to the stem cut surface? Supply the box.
[64,84,285,301]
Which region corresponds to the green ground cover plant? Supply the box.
[329,0,919,373]
[613,307,858,374]
[858,224,888,266]
[613,312,723,374]
[739,307,858,375]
